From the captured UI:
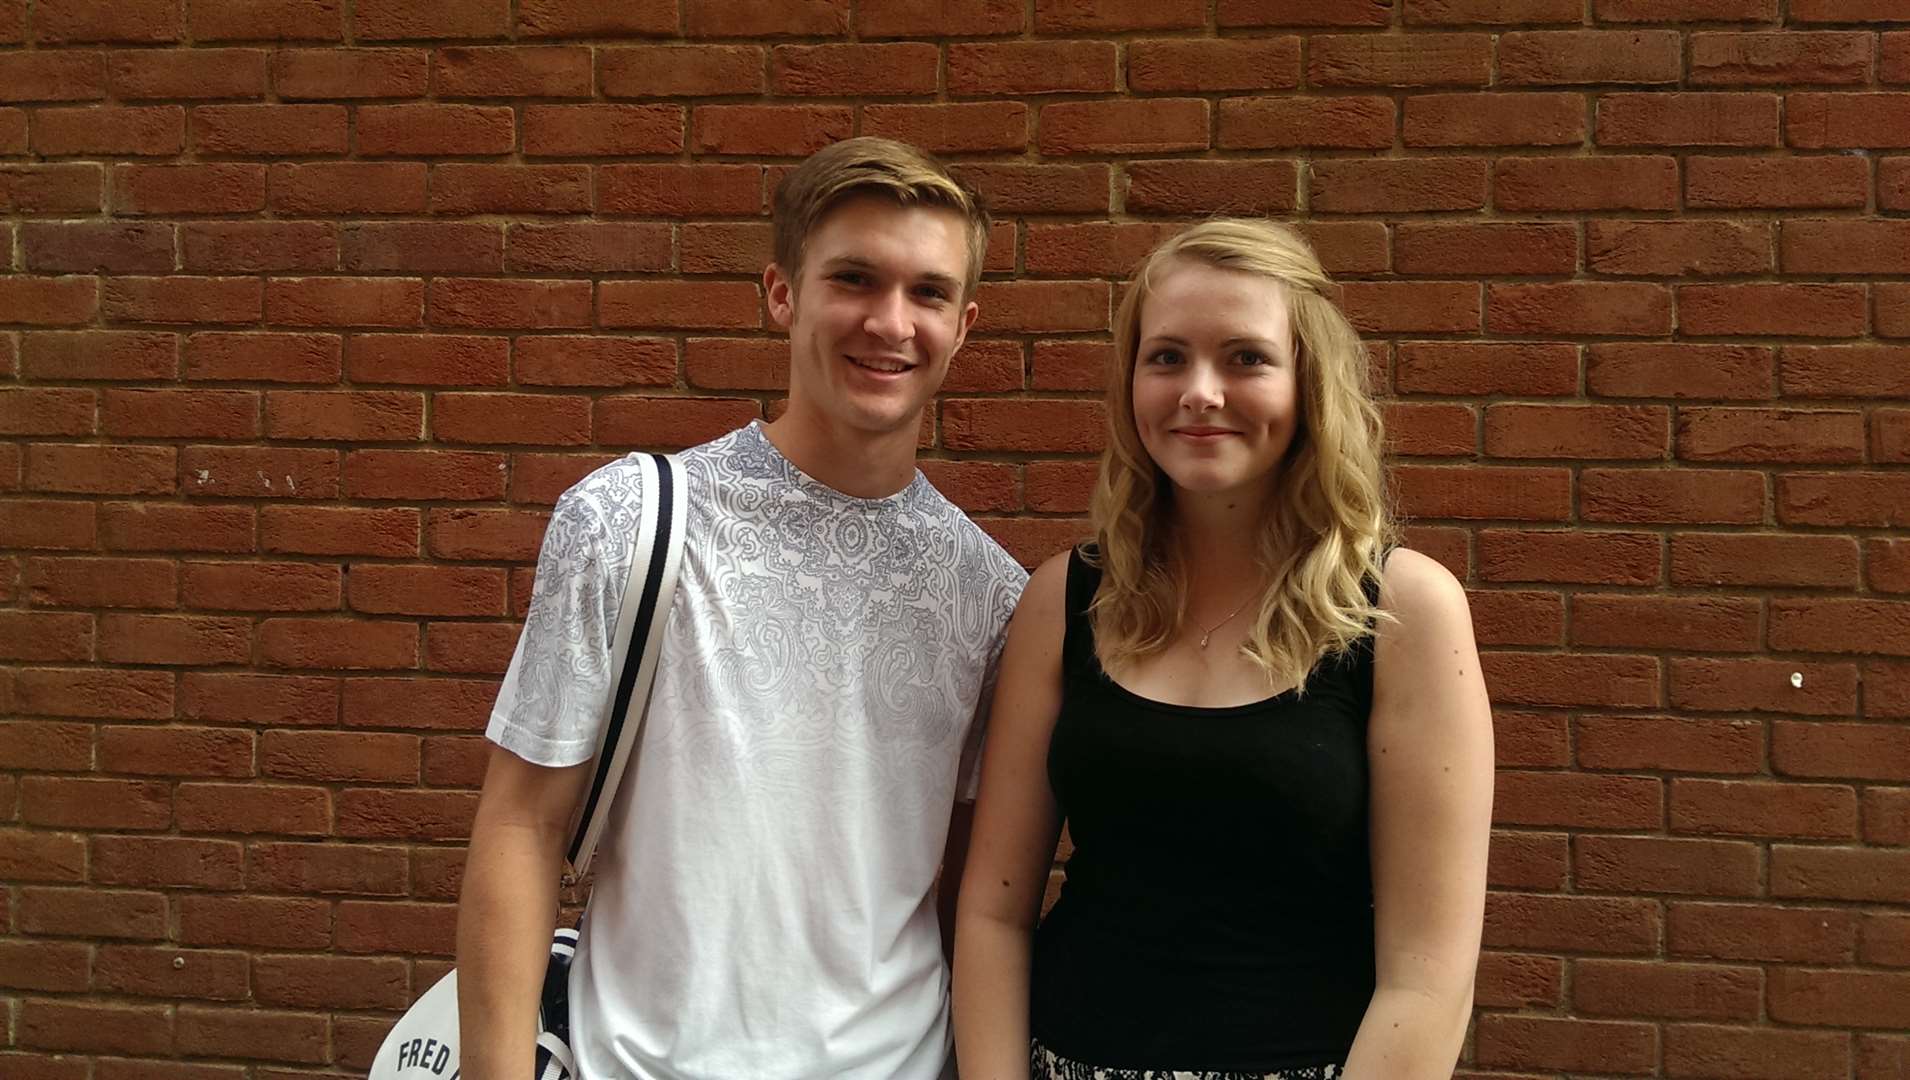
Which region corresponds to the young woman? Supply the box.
[952,220,1493,1079]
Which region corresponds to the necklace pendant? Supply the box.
[1198,631,1211,649]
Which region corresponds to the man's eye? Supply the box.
[833,271,869,286]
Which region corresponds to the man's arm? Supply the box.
[455,746,592,1080]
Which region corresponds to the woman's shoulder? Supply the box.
[1374,546,1474,645]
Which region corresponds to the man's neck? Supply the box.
[761,409,921,499]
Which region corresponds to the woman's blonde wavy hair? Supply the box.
[1088,218,1396,693]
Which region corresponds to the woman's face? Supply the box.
[1131,259,1300,502]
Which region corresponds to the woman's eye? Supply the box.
[1146,349,1183,366]
[1236,349,1269,367]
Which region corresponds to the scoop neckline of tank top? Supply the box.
[1096,659,1304,717]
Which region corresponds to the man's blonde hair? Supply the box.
[772,136,990,298]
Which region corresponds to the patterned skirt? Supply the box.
[1031,1041,1342,1080]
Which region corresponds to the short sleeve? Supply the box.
[486,481,631,767]
[956,545,1029,802]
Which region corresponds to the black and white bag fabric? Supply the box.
[369,452,687,1080]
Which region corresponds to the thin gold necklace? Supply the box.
[1194,597,1254,649]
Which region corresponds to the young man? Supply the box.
[455,138,1027,1079]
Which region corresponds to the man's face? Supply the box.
[766,195,979,442]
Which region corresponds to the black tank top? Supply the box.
[1029,549,1379,1072]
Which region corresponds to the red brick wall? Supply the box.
[4,1,1909,1076]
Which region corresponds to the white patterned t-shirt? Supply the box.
[487,420,1027,1080]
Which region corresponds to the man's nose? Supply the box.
[864,287,912,344]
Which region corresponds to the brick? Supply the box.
[1467,591,1563,647]
[0,499,96,551]
[103,388,259,440]
[855,0,1022,36]
[17,999,173,1055]
[691,104,852,157]
[432,392,591,447]
[1489,282,1670,336]
[265,389,420,442]
[25,556,175,609]
[1580,467,1765,525]
[21,331,171,381]
[33,105,183,156]
[505,222,669,274]
[1789,92,1910,148]
[35,0,180,43]
[343,448,505,501]
[1576,834,1761,896]
[1866,790,1910,845]
[190,0,343,41]
[1674,778,1857,841]
[950,163,1105,215]
[247,839,407,896]
[429,508,549,561]
[92,834,244,888]
[0,939,88,991]
[1496,155,1677,211]
[268,162,425,214]
[1599,0,1775,16]
[595,396,762,449]
[348,334,507,386]
[1310,32,1490,87]
[1485,404,1667,460]
[1474,1015,1657,1074]
[1395,342,1576,397]
[0,827,86,883]
[1494,767,1663,828]
[23,776,171,830]
[679,221,776,277]
[259,618,417,671]
[1572,594,1759,652]
[1408,0,1582,21]
[1339,282,1480,335]
[192,103,348,155]
[1218,0,1391,25]
[1867,661,1910,719]
[1486,892,1661,955]
[1875,410,1910,463]
[342,676,497,731]
[349,564,506,617]
[0,163,103,213]
[93,945,248,1002]
[335,899,457,954]
[1041,98,1210,155]
[21,220,174,274]
[518,0,674,35]
[1574,960,1762,1021]
[102,276,260,326]
[0,387,95,435]
[770,43,937,96]
[975,281,1111,336]
[0,52,106,103]
[273,46,426,99]
[1686,154,1869,209]
[1217,96,1393,150]
[437,45,593,97]
[1309,158,1487,212]
[600,281,764,332]
[176,781,330,835]
[1579,716,1763,775]
[1691,31,1873,87]
[181,222,338,274]
[179,446,339,500]
[1128,37,1298,92]
[182,561,340,612]
[1035,0,1202,30]
[185,332,339,383]
[1404,92,1583,147]
[1599,92,1780,147]
[523,103,683,156]
[1672,658,1857,716]
[1775,717,1910,779]
[100,502,254,554]
[1875,539,1910,594]
[1666,1024,1849,1080]
[426,621,518,673]
[1769,968,1910,1028]
[1299,221,1388,275]
[337,788,478,840]
[1784,219,1910,275]
[1772,472,1910,527]
[0,275,99,326]
[1587,344,1773,400]
[177,894,330,949]
[357,103,512,155]
[0,718,93,770]
[599,44,762,98]
[266,276,421,328]
[517,336,674,389]
[1677,407,1864,464]
[338,222,499,275]
[948,41,1116,95]
[261,506,418,557]
[1487,831,1568,890]
[355,0,509,39]
[1123,160,1296,215]
[428,277,592,331]
[1686,282,1869,341]
[98,723,255,778]
[254,954,409,1011]
[113,163,266,215]
[1670,902,1857,966]
[1390,465,1570,521]
[27,444,175,496]
[1500,30,1681,84]
[175,1006,327,1064]
[598,162,762,216]
[1588,220,1770,277]
[1485,654,1661,710]
[1883,283,1910,338]
[97,613,249,666]
[1672,532,1858,588]
[430,163,591,214]
[940,400,1103,455]
[261,730,419,784]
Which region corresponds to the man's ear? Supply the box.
[951,297,980,354]
[765,262,795,330]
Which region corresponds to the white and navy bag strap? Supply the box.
[566,450,687,880]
